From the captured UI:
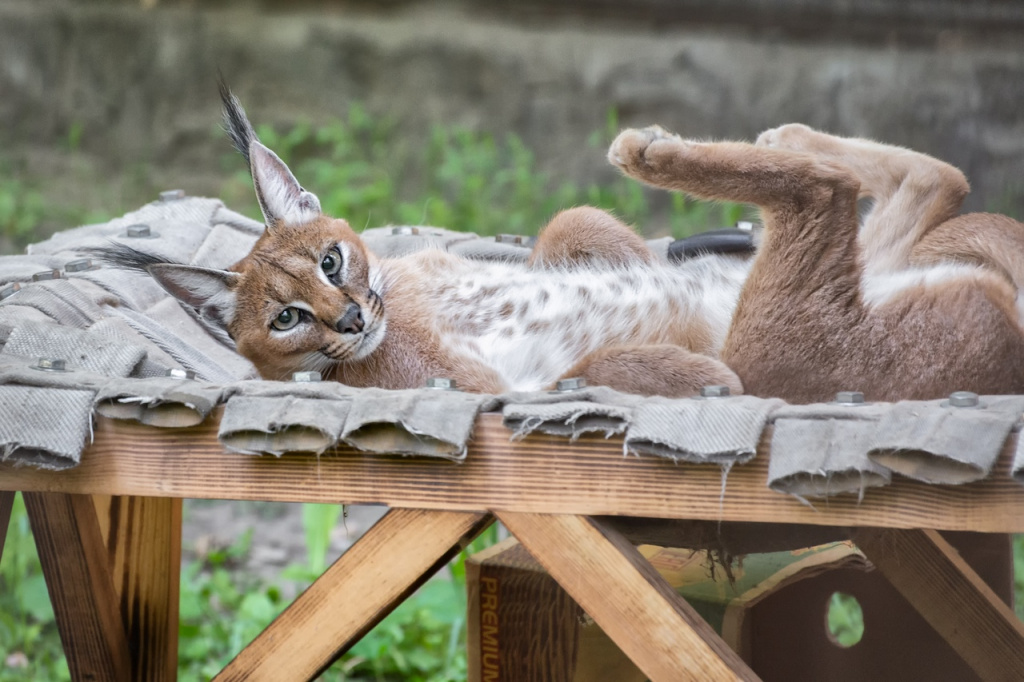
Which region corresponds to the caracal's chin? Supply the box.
[349,317,387,362]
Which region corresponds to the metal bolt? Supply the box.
[835,391,866,405]
[125,224,152,238]
[948,391,980,408]
[34,357,67,372]
[555,377,587,392]
[65,258,96,273]
[31,270,62,282]
[700,385,731,398]
[165,368,196,380]
[496,234,525,245]
[426,377,457,390]
[391,226,419,236]
[292,371,322,383]
[0,283,21,300]
[160,189,186,202]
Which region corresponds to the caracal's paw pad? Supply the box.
[608,125,687,172]
[755,123,827,151]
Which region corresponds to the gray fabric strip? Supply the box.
[95,376,225,428]
[219,395,349,456]
[769,417,892,499]
[868,397,1024,485]
[625,395,784,464]
[3,322,146,377]
[111,303,256,383]
[190,224,260,270]
[503,400,635,439]
[341,387,486,461]
[0,385,95,470]
[767,403,891,498]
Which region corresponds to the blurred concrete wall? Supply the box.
[2,0,1023,214]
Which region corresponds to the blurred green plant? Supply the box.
[220,105,747,240]
[0,180,46,250]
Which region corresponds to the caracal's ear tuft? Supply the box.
[148,263,241,338]
[249,142,322,228]
[218,78,256,171]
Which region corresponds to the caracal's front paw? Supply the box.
[608,125,689,174]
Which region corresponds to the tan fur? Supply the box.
[559,344,742,398]
[911,212,1024,291]
[609,124,1024,403]
[528,206,654,269]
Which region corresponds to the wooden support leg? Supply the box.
[851,527,1024,682]
[24,492,131,682]
[93,495,182,682]
[498,511,761,682]
[215,508,493,682]
[0,490,13,564]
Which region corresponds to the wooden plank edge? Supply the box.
[2,412,1024,533]
[0,490,13,565]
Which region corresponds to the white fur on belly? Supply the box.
[433,255,750,391]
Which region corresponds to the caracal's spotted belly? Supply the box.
[431,257,749,391]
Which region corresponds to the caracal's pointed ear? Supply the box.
[218,79,321,229]
[148,263,241,338]
[249,142,322,228]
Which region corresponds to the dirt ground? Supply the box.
[181,500,387,589]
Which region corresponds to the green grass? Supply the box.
[0,495,496,681]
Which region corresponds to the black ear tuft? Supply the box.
[218,77,257,172]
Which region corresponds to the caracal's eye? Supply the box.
[321,246,343,277]
[272,307,301,331]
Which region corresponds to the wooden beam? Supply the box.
[4,412,1024,533]
[24,492,131,682]
[92,495,182,682]
[0,490,13,565]
[215,509,492,682]
[851,527,1024,682]
[498,512,760,682]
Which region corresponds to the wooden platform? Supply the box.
[3,410,1024,680]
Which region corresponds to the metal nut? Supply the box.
[835,391,866,405]
[0,283,21,300]
[391,226,419,236]
[34,357,67,372]
[31,270,63,282]
[165,368,196,380]
[700,385,731,398]
[555,377,587,392]
[426,377,457,390]
[125,224,152,238]
[948,391,980,408]
[64,258,96,273]
[160,189,186,202]
[292,371,322,383]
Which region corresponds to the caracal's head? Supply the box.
[148,85,386,380]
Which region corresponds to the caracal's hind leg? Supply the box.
[529,206,654,269]
[609,125,864,402]
[557,344,743,398]
[755,123,969,278]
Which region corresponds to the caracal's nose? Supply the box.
[336,303,365,334]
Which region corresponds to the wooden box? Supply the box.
[465,533,1011,681]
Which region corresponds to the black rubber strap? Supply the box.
[668,228,755,262]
